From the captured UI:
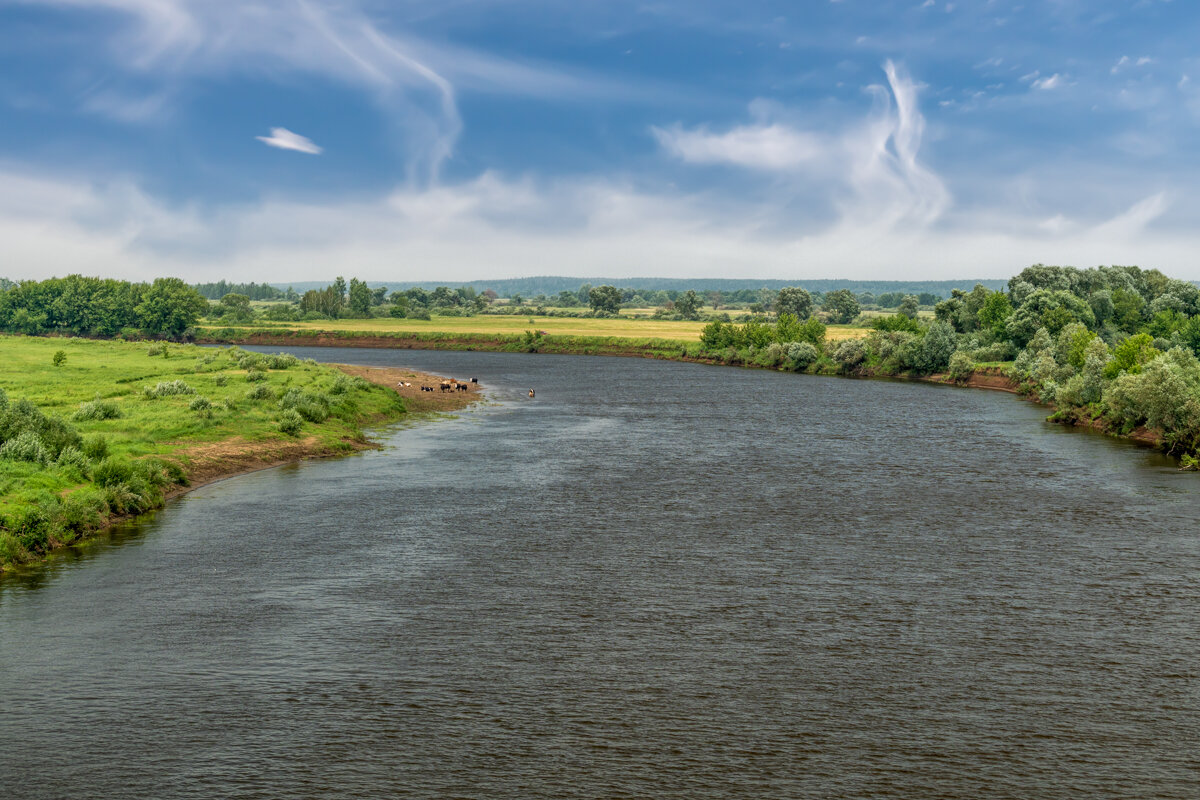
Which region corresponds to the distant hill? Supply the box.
[274,276,1012,299]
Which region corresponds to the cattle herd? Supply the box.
[405,377,478,393]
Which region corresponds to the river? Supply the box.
[2,348,1198,799]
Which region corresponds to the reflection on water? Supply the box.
[2,349,1198,800]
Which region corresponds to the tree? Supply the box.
[898,294,920,318]
[136,278,209,338]
[348,278,372,315]
[707,290,723,310]
[822,289,860,324]
[52,350,66,367]
[332,276,347,300]
[776,287,813,320]
[674,290,701,320]
[218,293,253,322]
[588,285,622,315]
[914,321,957,373]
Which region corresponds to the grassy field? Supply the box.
[199,314,870,343]
[0,335,408,571]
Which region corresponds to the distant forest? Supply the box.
[276,277,1011,299]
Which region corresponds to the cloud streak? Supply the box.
[256,128,322,155]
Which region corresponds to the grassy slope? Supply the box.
[0,335,407,570]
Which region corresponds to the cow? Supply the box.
[470,377,478,384]
[457,383,468,391]
[440,381,454,392]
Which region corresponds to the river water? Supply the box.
[1,348,1198,799]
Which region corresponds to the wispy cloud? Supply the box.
[256,128,322,155]
[1031,73,1064,90]
[651,123,823,170]
[655,61,949,237]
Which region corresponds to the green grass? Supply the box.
[0,335,407,570]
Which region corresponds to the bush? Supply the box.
[189,396,213,412]
[786,341,820,369]
[0,431,51,464]
[56,446,90,476]
[245,368,267,382]
[146,343,167,357]
[91,456,134,487]
[277,389,331,423]
[278,409,304,436]
[833,339,868,371]
[266,353,299,370]
[329,375,352,395]
[245,384,274,401]
[947,351,975,381]
[53,350,67,367]
[143,380,195,398]
[80,433,109,462]
[73,396,122,421]
[214,374,228,387]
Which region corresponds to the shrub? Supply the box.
[146,343,166,357]
[52,350,67,367]
[278,409,304,436]
[222,397,238,411]
[266,353,299,369]
[245,368,267,382]
[189,396,213,412]
[80,433,109,462]
[143,380,195,398]
[73,396,122,421]
[947,351,975,381]
[277,389,331,423]
[56,446,90,478]
[329,375,352,395]
[92,456,134,487]
[0,431,51,464]
[214,374,228,387]
[786,341,820,369]
[833,339,868,371]
[245,384,274,401]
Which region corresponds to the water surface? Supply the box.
[2,349,1197,799]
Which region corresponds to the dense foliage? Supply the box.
[0,276,209,338]
[693,263,1200,460]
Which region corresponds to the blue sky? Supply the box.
[2,0,1199,282]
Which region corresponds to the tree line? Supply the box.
[0,276,209,338]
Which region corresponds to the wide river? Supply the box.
[2,348,1198,799]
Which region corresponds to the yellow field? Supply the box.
[204,314,869,343]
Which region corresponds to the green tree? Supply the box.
[822,289,860,324]
[136,278,209,338]
[52,350,66,367]
[332,276,347,300]
[348,278,372,315]
[588,285,622,315]
[674,290,701,320]
[898,294,920,318]
[776,287,814,320]
[914,321,957,373]
[218,293,254,322]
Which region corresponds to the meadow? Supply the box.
[0,335,408,570]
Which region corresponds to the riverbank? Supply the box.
[0,335,482,575]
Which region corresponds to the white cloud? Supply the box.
[655,61,950,237]
[1031,73,1064,90]
[255,128,322,155]
[0,164,1195,283]
[651,123,823,170]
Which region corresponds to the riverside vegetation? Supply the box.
[0,336,407,572]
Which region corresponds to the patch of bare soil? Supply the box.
[332,363,483,412]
